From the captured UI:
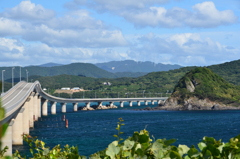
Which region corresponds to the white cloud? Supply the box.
[186,1,238,28]
[0,38,26,66]
[68,1,238,28]
[128,33,240,66]
[0,1,128,48]
[1,1,55,21]
[124,1,238,28]
[48,10,105,30]
[0,38,129,66]
[21,25,127,47]
[0,18,23,36]
[65,0,170,12]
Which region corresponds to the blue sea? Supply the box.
[13,102,240,157]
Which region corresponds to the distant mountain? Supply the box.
[38,63,63,67]
[94,60,182,73]
[1,63,117,80]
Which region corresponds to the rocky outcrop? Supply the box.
[185,80,195,92]
[158,96,240,110]
[155,67,240,111]
[80,105,118,111]
[81,107,95,111]
[95,105,117,110]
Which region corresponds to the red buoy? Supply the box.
[65,119,68,128]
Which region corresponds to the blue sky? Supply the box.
[0,0,239,66]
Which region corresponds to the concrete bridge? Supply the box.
[0,81,168,155]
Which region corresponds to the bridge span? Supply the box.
[0,81,168,155]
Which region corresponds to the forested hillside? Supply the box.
[0,63,117,80]
[208,59,240,85]
[171,67,240,106]
[1,59,240,97]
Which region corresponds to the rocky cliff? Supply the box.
[160,67,240,110]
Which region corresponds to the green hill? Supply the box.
[2,59,240,97]
[164,67,240,110]
[208,59,240,85]
[0,63,117,80]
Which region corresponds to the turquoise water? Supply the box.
[13,102,240,157]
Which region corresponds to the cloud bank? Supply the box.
[0,1,239,66]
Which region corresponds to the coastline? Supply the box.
[137,105,240,111]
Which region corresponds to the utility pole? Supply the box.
[20,66,21,81]
[2,70,5,94]
[12,67,15,87]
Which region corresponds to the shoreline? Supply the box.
[136,105,240,111]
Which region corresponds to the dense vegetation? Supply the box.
[0,61,181,80]
[23,67,195,98]
[4,118,240,159]
[0,63,118,80]
[208,59,240,86]
[2,59,240,98]
[173,67,240,106]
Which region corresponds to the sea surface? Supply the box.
[13,102,240,157]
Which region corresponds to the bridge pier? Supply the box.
[1,120,14,156]
[73,103,78,112]
[33,93,39,121]
[51,102,57,114]
[145,101,148,106]
[137,101,141,106]
[61,103,67,113]
[22,100,30,134]
[86,102,91,108]
[38,96,42,118]
[29,92,35,127]
[98,102,103,107]
[120,101,124,107]
[129,101,133,107]
[12,108,24,145]
[42,99,48,116]
[151,101,155,105]
[110,102,114,107]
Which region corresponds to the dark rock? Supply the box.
[211,104,220,110]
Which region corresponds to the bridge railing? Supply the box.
[1,81,26,99]
[1,81,37,124]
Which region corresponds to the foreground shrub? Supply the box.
[10,118,240,159]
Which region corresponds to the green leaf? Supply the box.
[164,139,177,146]
[135,148,144,157]
[178,145,190,156]
[188,147,200,157]
[203,150,212,159]
[198,142,207,151]
[106,141,120,159]
[152,140,164,158]
[204,144,220,157]
[141,143,150,151]
[139,134,149,144]
[0,107,5,120]
[123,139,135,150]
[135,143,142,151]
[122,151,132,157]
[1,123,8,138]
[203,137,216,144]
[43,148,50,155]
[132,132,140,142]
[170,151,182,159]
